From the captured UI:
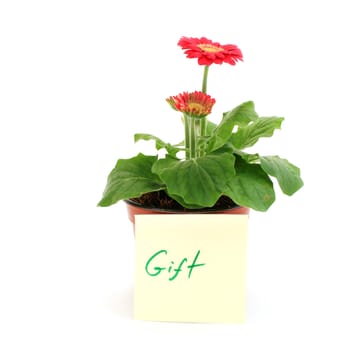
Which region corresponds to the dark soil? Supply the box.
[130,191,238,211]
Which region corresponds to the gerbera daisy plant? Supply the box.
[98,36,303,211]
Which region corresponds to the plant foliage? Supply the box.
[98,37,303,211]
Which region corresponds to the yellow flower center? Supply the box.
[188,102,205,112]
[197,44,223,53]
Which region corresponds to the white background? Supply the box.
[1,0,349,349]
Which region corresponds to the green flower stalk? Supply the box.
[202,65,209,94]
[166,91,216,159]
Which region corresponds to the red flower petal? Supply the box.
[166,91,216,118]
[178,36,243,66]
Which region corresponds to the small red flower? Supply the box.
[178,36,243,66]
[166,91,216,118]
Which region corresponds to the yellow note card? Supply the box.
[134,214,248,323]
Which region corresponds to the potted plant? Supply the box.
[97,36,303,224]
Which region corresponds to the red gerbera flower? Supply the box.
[178,36,243,66]
[166,91,216,118]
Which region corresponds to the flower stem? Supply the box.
[184,114,204,159]
[202,66,209,94]
[199,117,207,157]
[183,66,210,159]
[189,117,197,159]
[184,115,190,159]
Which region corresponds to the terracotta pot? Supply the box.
[124,199,250,232]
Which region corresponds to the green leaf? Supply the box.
[206,101,258,152]
[97,153,165,207]
[260,156,304,195]
[152,155,180,174]
[232,148,260,163]
[224,101,259,127]
[206,120,217,135]
[225,157,275,211]
[211,143,235,154]
[134,133,182,156]
[231,117,284,149]
[155,153,236,208]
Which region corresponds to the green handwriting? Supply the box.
[145,250,205,281]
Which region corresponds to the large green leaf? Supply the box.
[97,153,165,207]
[231,117,284,149]
[225,157,275,211]
[152,156,205,208]
[260,156,304,195]
[134,133,182,156]
[155,153,236,208]
[206,101,258,152]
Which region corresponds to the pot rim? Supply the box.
[124,198,243,214]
